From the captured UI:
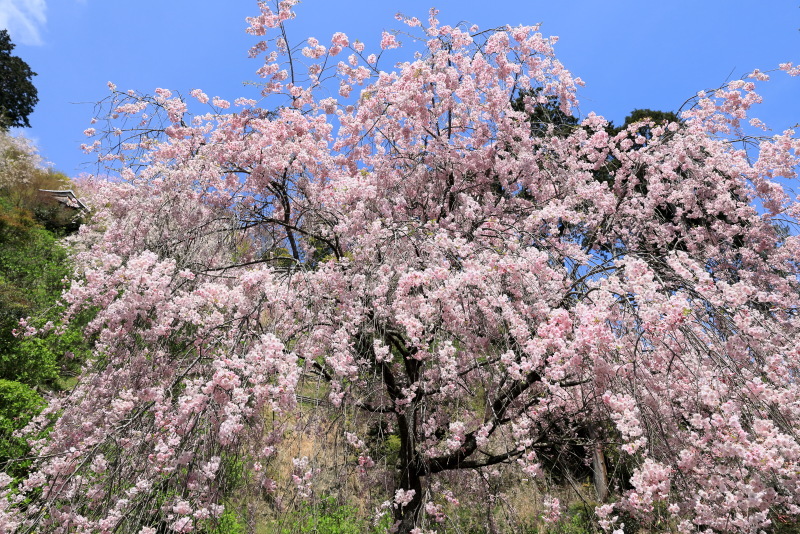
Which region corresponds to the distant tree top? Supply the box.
[0,30,38,129]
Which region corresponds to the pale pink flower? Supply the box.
[380,31,399,50]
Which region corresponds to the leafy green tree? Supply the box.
[0,29,38,129]
[614,108,681,134]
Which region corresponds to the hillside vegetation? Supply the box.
[0,131,88,481]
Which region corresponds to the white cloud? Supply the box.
[0,0,47,46]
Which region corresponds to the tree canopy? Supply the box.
[0,30,38,130]
[2,3,800,533]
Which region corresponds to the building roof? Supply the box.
[38,189,89,212]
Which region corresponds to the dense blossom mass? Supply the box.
[2,1,800,533]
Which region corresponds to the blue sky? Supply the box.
[2,0,799,177]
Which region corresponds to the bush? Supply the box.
[271,497,372,534]
[0,379,44,480]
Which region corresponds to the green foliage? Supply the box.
[274,497,370,534]
[547,502,597,534]
[219,453,247,493]
[2,335,59,386]
[512,87,579,139]
[0,160,90,484]
[13,313,92,388]
[616,108,681,135]
[367,420,401,468]
[205,506,247,534]
[211,508,247,534]
[0,30,38,129]
[0,199,67,301]
[0,379,44,479]
[0,198,73,386]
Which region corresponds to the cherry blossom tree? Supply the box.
[3,1,800,533]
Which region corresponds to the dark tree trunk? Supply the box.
[393,466,424,533]
[393,409,424,533]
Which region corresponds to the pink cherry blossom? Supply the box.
[4,4,800,534]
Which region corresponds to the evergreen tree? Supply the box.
[0,30,38,129]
